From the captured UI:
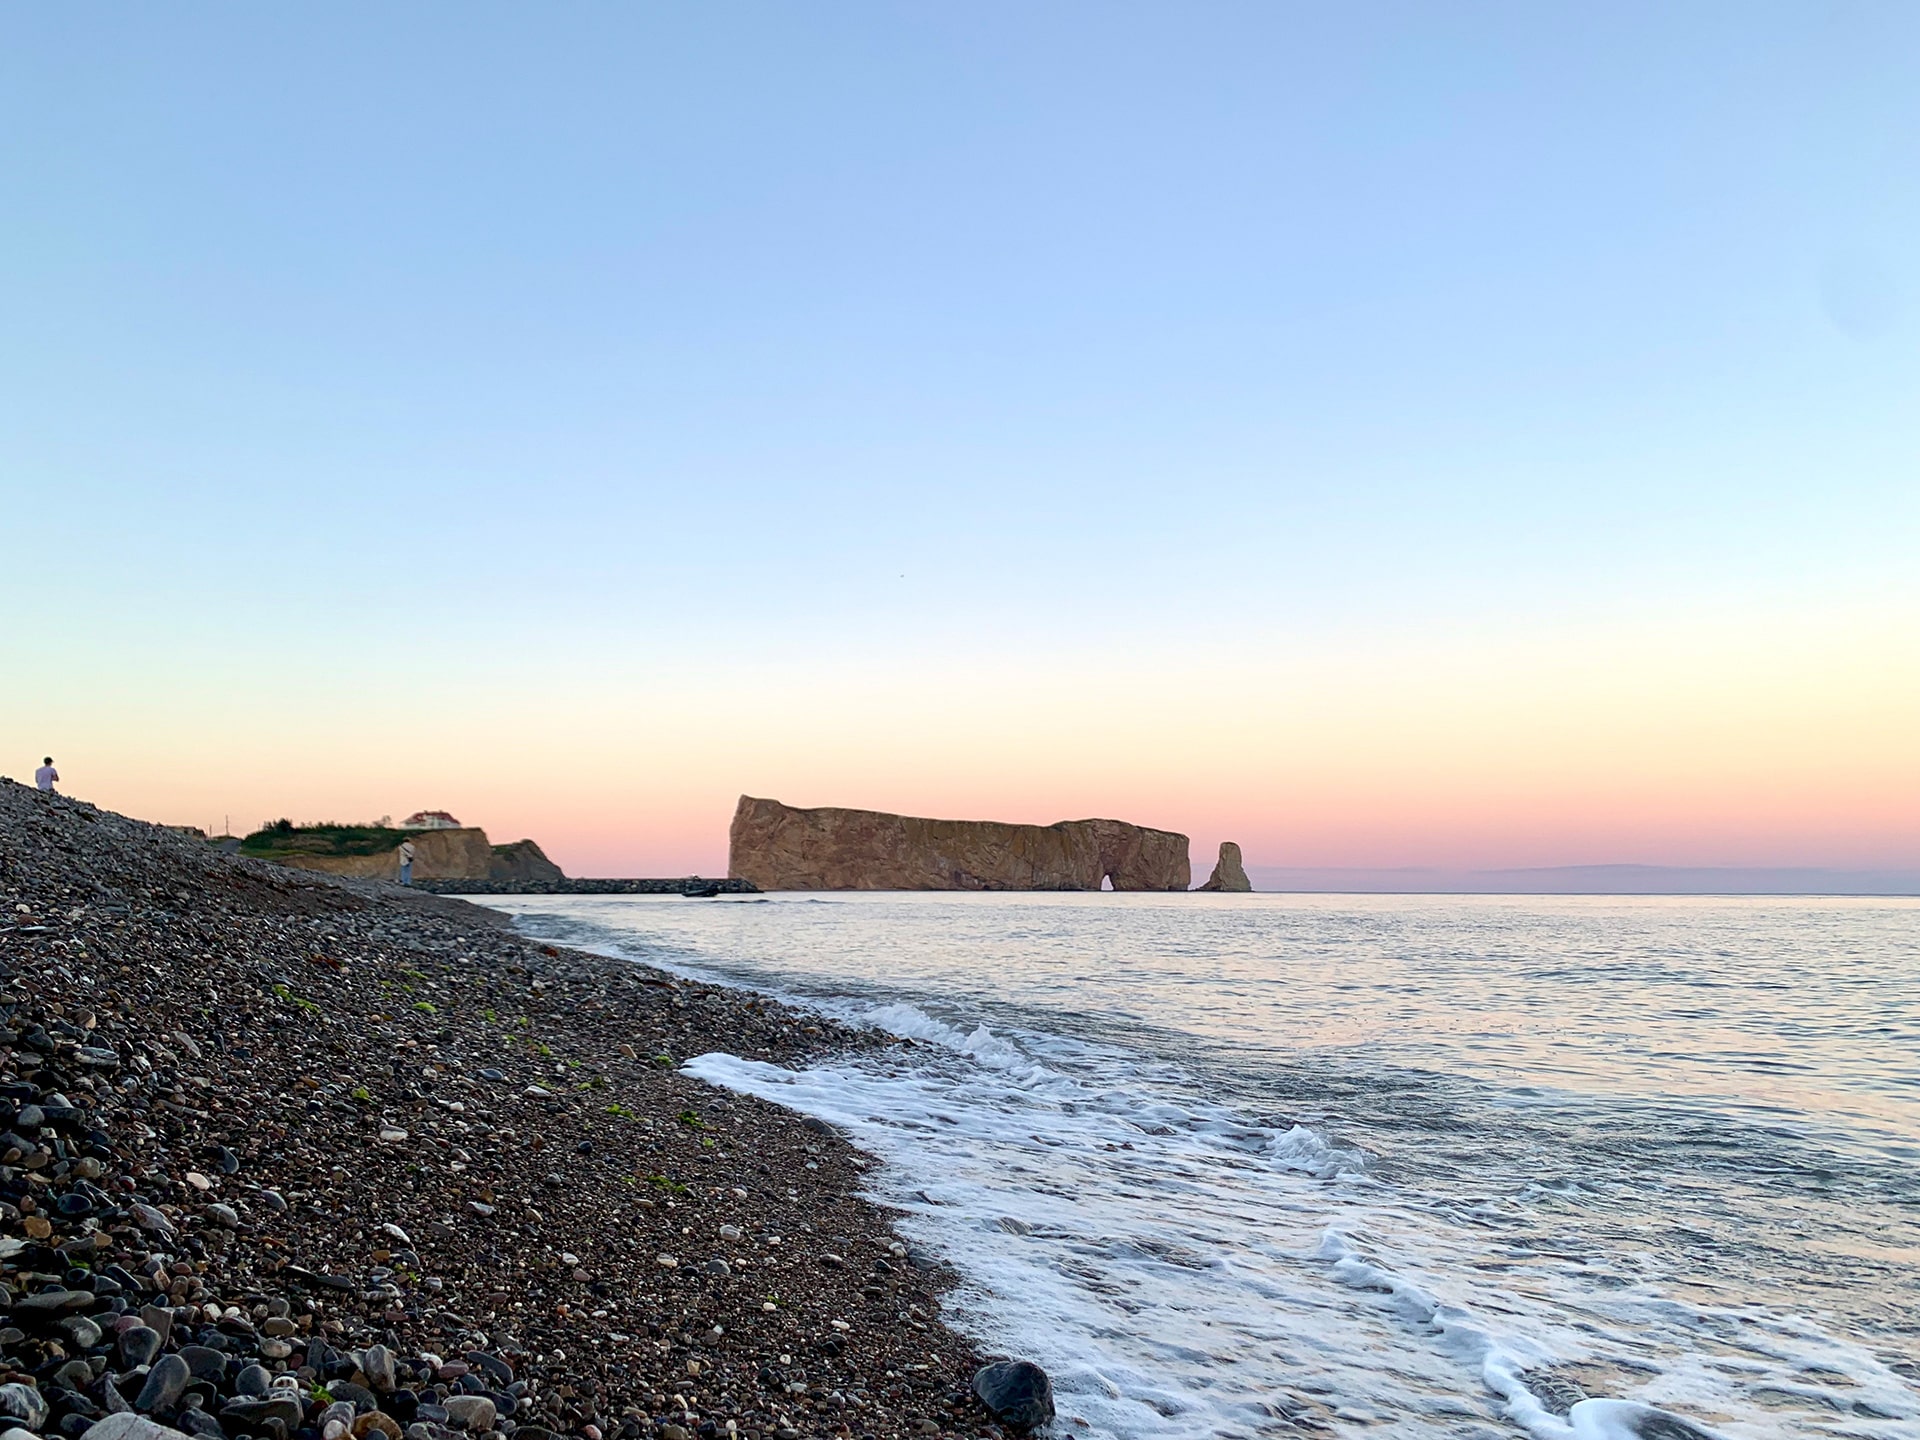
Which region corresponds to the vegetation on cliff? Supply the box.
[238,820,422,859]
[239,825,565,884]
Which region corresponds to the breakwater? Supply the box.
[415,875,760,895]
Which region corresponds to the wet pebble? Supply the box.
[119,1325,164,1368]
[0,1384,49,1430]
[135,1354,191,1413]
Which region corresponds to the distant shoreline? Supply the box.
[1246,863,1920,896]
[436,881,1920,898]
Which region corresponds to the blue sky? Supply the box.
[4,4,1917,872]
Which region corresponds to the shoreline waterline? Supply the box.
[476,890,1920,1440]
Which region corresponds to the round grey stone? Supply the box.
[135,1353,191,1413]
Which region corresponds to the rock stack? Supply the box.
[1196,843,1252,893]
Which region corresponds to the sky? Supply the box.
[3,3,1917,879]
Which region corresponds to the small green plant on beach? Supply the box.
[676,1110,705,1130]
[647,1173,687,1193]
[271,983,320,1014]
[604,1102,638,1119]
[413,1001,437,1014]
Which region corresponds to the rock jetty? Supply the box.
[412,882,756,900]
[0,782,1026,1440]
[728,798,1189,892]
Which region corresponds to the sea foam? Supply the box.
[498,893,1920,1440]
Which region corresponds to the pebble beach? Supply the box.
[0,783,1019,1440]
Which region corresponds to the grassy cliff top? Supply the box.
[238,821,430,858]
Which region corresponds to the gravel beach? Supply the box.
[0,783,1012,1440]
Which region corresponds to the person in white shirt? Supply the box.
[397,839,417,886]
[34,758,58,793]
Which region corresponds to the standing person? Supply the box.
[397,838,416,887]
[34,758,58,793]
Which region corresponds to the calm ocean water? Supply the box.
[476,892,1920,1440]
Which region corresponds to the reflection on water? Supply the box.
[478,891,1920,1440]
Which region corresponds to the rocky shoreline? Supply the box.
[0,784,1039,1440]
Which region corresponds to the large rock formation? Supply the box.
[252,826,565,885]
[489,838,565,884]
[728,796,1190,891]
[277,827,496,882]
[1197,841,1252,892]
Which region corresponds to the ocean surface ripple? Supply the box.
[480,892,1920,1440]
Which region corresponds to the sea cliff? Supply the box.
[728,796,1190,891]
[244,826,563,885]
[276,826,496,882]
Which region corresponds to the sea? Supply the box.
[473,891,1920,1440]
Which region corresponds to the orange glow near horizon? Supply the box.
[13,602,1918,879]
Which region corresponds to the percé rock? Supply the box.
[488,836,565,883]
[728,796,1190,891]
[1197,840,1253,892]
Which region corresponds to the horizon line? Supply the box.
[1242,861,1920,897]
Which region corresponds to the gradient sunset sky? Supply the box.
[4,4,1917,878]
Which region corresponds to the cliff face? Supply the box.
[728,796,1190,892]
[1197,841,1253,892]
[489,838,565,884]
[279,827,496,882]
